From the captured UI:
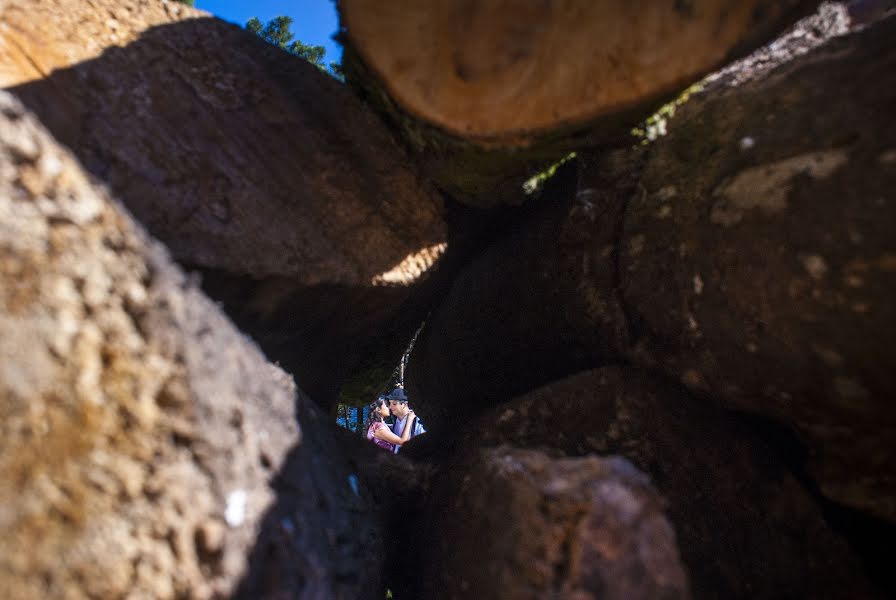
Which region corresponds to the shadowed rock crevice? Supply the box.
[405,160,627,430]
[731,411,896,596]
[193,191,507,409]
[234,408,390,599]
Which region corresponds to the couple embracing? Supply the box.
[365,387,426,453]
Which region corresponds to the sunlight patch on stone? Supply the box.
[371,242,447,286]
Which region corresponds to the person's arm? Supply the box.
[398,411,416,444]
[373,413,417,446]
[373,421,406,446]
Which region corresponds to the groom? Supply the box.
[386,387,425,453]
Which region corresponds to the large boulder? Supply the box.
[438,368,881,599]
[0,91,383,599]
[619,7,896,522]
[340,0,813,144]
[1,0,444,284]
[407,9,896,521]
[338,0,818,207]
[1,0,447,407]
[415,447,690,600]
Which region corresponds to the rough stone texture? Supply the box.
[408,11,896,521]
[236,413,388,600]
[338,2,832,209]
[444,368,880,600]
[340,0,812,143]
[1,0,445,285]
[1,0,449,409]
[0,91,382,599]
[416,446,689,600]
[620,9,896,521]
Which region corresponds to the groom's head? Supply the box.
[386,387,410,418]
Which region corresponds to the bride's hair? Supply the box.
[364,397,388,431]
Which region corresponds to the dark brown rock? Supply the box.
[418,447,689,600]
[404,153,633,428]
[408,11,896,522]
[620,10,896,521]
[454,368,882,599]
[2,0,445,285]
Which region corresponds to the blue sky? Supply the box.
[196,0,342,63]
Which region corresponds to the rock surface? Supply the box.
[340,0,813,144]
[339,1,827,208]
[0,91,382,599]
[620,9,896,521]
[1,0,445,285]
[407,11,896,521]
[3,1,895,598]
[446,368,880,599]
[417,447,690,600]
[2,0,450,408]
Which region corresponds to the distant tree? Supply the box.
[248,16,297,52]
[175,0,195,6]
[246,15,342,80]
[245,16,264,37]
[329,61,345,82]
[289,39,326,69]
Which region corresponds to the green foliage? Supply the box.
[250,15,298,52]
[245,15,342,80]
[522,152,577,195]
[290,40,326,66]
[175,0,195,6]
[246,16,263,36]
[631,82,704,143]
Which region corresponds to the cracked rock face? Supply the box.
[0,90,308,599]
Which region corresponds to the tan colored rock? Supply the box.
[340,0,812,144]
[0,91,382,599]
